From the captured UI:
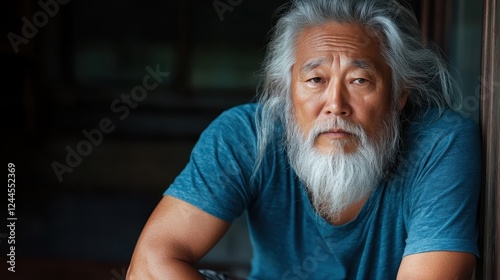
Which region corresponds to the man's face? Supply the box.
[291,22,404,154]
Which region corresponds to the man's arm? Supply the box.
[127,195,231,280]
[397,251,476,280]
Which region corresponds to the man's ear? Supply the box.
[398,90,409,111]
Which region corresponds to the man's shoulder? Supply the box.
[198,102,260,144]
[393,108,480,187]
[214,103,259,127]
[405,108,479,141]
[394,108,481,185]
[221,102,259,116]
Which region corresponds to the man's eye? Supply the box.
[307,77,323,84]
[352,78,368,84]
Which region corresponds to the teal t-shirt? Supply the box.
[165,103,481,279]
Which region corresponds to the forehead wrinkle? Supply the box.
[305,34,370,52]
[295,23,388,76]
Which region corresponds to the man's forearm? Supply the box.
[127,255,205,280]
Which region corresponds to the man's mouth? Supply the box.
[319,129,354,139]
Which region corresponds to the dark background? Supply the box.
[1,0,482,279]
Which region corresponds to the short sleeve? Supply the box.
[164,104,258,222]
[403,111,481,257]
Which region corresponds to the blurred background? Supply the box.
[1,0,483,279]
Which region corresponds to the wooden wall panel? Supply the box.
[478,0,500,278]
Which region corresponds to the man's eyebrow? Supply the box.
[300,58,377,73]
[351,59,374,70]
[300,59,326,73]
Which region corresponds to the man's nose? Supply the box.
[322,81,352,117]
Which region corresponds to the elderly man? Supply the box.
[127,0,481,279]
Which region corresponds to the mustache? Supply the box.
[307,118,366,140]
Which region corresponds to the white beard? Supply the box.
[285,110,400,222]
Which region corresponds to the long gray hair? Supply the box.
[254,0,461,168]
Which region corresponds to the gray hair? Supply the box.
[254,0,461,169]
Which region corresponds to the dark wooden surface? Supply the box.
[478,0,500,278]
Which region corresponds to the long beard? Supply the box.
[285,110,400,222]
